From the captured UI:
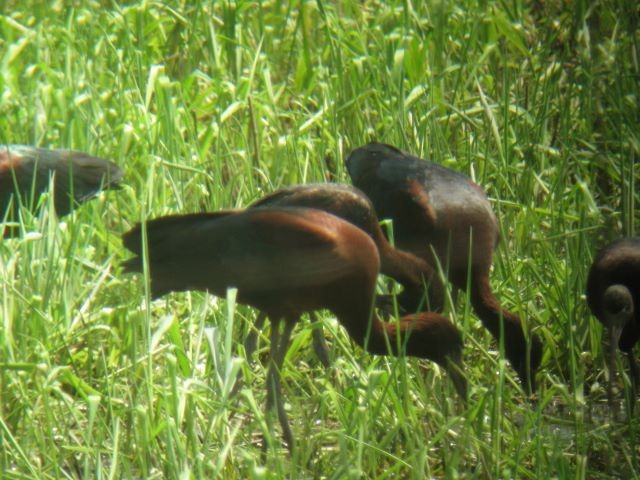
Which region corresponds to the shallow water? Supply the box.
[539,393,634,441]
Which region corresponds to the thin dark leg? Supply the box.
[231,313,268,398]
[311,313,331,368]
[264,318,296,453]
[253,312,329,368]
[245,312,267,361]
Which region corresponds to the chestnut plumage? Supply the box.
[587,237,640,408]
[122,207,466,451]
[247,183,447,366]
[249,183,445,310]
[346,142,542,392]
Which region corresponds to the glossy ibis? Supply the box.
[346,142,542,392]
[586,237,640,407]
[122,207,466,451]
[0,145,122,234]
[246,183,446,366]
[249,184,445,310]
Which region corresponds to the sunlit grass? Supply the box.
[1,0,638,478]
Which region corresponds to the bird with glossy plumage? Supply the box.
[121,207,466,452]
[346,142,542,393]
[587,237,640,408]
[249,183,445,311]
[246,183,447,366]
[0,145,123,235]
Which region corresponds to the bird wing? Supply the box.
[248,184,377,235]
[248,188,298,208]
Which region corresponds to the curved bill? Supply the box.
[607,324,623,409]
[445,354,468,403]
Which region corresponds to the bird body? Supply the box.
[122,207,466,451]
[346,143,498,287]
[249,183,444,310]
[0,145,122,223]
[346,142,541,392]
[587,237,640,406]
[123,209,371,316]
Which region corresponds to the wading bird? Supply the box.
[246,183,446,366]
[586,237,640,408]
[122,207,466,452]
[346,142,542,392]
[0,145,123,235]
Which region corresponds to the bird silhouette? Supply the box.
[122,207,466,451]
[587,237,640,408]
[346,142,542,393]
[0,145,122,235]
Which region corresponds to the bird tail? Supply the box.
[121,210,239,272]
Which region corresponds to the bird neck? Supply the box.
[470,275,522,336]
[372,230,445,312]
[366,315,417,356]
[470,274,541,390]
[380,241,430,289]
[334,299,451,368]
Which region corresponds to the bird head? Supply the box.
[404,313,467,401]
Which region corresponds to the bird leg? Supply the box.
[249,312,330,369]
[607,324,623,417]
[230,313,268,398]
[264,317,296,453]
[244,312,267,362]
[311,313,331,368]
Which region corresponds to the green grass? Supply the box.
[1,0,639,478]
